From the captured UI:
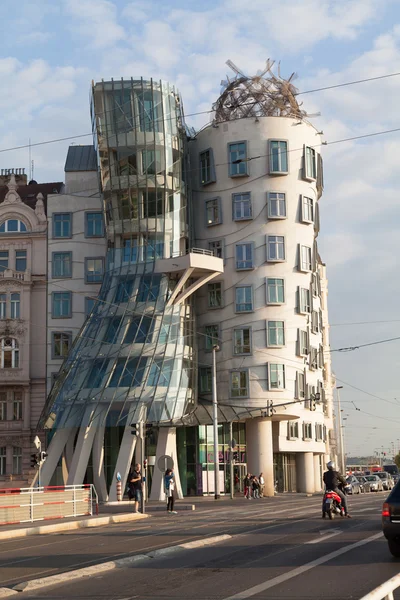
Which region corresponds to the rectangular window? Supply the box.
[103,316,122,344]
[13,398,23,420]
[298,330,309,357]
[208,239,224,259]
[85,212,104,237]
[288,421,299,440]
[15,250,27,272]
[85,258,104,284]
[86,358,109,388]
[304,146,317,180]
[266,278,285,304]
[233,328,251,355]
[267,235,285,261]
[200,149,215,185]
[158,322,178,344]
[235,286,253,313]
[205,324,219,351]
[296,371,305,399]
[53,213,72,238]
[85,296,96,317]
[124,316,154,344]
[319,344,324,369]
[301,196,314,223]
[299,287,311,314]
[12,446,21,475]
[115,278,134,303]
[10,293,20,319]
[120,193,138,220]
[268,363,285,390]
[207,282,222,308]
[143,234,164,260]
[315,424,323,442]
[0,399,6,421]
[205,198,221,226]
[303,422,313,440]
[142,190,164,218]
[228,141,248,177]
[109,357,147,387]
[311,311,319,334]
[267,321,285,347]
[268,192,286,218]
[52,332,72,358]
[310,347,318,370]
[142,149,162,175]
[139,90,161,133]
[0,251,9,272]
[232,192,252,220]
[123,237,140,263]
[137,274,161,302]
[199,367,212,393]
[147,358,173,387]
[52,292,72,318]
[299,245,312,272]
[0,447,6,475]
[0,294,6,319]
[311,273,319,297]
[52,252,72,278]
[235,243,254,270]
[269,140,288,174]
[230,369,249,397]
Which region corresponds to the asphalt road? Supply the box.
[1,491,398,599]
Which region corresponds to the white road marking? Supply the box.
[353,508,377,513]
[306,529,342,544]
[222,531,383,600]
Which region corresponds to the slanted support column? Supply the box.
[297,452,315,494]
[150,427,183,501]
[166,268,194,306]
[66,410,98,485]
[92,424,108,502]
[246,418,274,497]
[34,427,73,487]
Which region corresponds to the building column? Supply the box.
[297,452,315,494]
[314,454,322,492]
[35,427,72,487]
[150,427,183,501]
[66,410,98,485]
[246,418,274,497]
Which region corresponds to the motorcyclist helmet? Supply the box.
[327,461,335,470]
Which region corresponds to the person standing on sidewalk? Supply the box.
[128,463,143,513]
[259,473,265,497]
[164,468,178,514]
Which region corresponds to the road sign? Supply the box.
[157,455,174,471]
[33,436,41,450]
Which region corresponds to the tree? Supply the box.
[394,454,400,469]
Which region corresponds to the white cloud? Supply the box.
[64,0,125,48]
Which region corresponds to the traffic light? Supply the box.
[130,423,139,436]
[310,397,316,411]
[233,451,239,462]
[30,453,39,468]
[143,459,148,469]
[145,425,154,438]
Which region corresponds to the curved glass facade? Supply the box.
[40,79,196,432]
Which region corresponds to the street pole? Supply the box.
[139,421,145,514]
[336,386,345,473]
[38,440,42,488]
[212,344,220,500]
[229,421,234,500]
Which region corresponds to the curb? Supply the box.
[12,534,231,595]
[0,512,149,541]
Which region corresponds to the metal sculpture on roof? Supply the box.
[213,59,307,123]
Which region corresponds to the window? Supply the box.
[267,321,285,347]
[142,190,164,218]
[0,447,5,475]
[311,311,319,334]
[268,192,286,218]
[109,357,147,387]
[304,146,317,180]
[200,149,216,185]
[85,212,104,237]
[142,149,162,175]
[312,273,320,297]
[205,324,219,351]
[235,286,253,313]
[124,316,154,344]
[15,250,27,272]
[319,344,324,369]
[85,258,104,284]
[139,90,162,133]
[0,338,19,368]
[0,294,6,319]
[299,245,312,272]
[52,252,72,278]
[232,192,252,220]
[158,322,179,344]
[233,328,251,355]
[85,296,96,317]
[53,213,72,238]
[120,193,138,220]
[123,237,140,263]
[86,358,109,388]
[268,363,285,389]
[143,234,164,260]
[235,243,254,270]
[0,396,6,420]
[147,358,173,387]
[103,316,122,344]
[13,395,22,420]
[296,371,305,399]
[0,220,27,233]
[303,422,313,440]
[115,278,134,303]
[0,251,9,272]
[269,140,288,174]
[301,196,314,223]
[315,424,323,442]
[299,288,311,314]
[228,141,248,177]
[52,292,72,318]
[288,421,299,439]
[10,293,20,319]
[199,367,212,393]
[52,332,72,358]
[12,446,21,475]
[208,239,224,259]
[137,274,161,302]
[266,278,285,305]
[267,235,285,261]
[310,347,318,370]
[298,330,309,357]
[205,198,221,226]
[230,370,249,397]
[207,282,222,308]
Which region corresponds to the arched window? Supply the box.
[0,220,27,233]
[0,338,19,368]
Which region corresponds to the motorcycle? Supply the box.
[322,489,345,520]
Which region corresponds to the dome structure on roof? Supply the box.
[212,59,307,123]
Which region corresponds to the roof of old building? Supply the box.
[64,145,97,172]
[0,181,64,210]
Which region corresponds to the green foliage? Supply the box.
[394,454,400,468]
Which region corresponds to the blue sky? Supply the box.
[2,0,400,457]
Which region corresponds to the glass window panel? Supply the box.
[109,357,147,387]
[267,321,285,346]
[267,236,285,260]
[53,252,72,278]
[86,212,104,237]
[53,214,71,238]
[267,278,285,304]
[0,294,6,319]
[268,192,286,218]
[233,192,252,220]
[86,359,109,388]
[15,250,27,272]
[205,325,219,351]
[270,140,288,173]
[233,328,251,355]
[206,198,220,226]
[235,286,253,312]
[10,293,20,319]
[229,142,247,176]
[269,364,285,389]
[124,316,153,344]
[230,370,248,397]
[52,292,71,318]
[207,282,222,308]
[0,251,9,272]
[86,258,104,283]
[148,358,173,387]
[115,278,134,303]
[53,332,71,358]
[137,274,161,302]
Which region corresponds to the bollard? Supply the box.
[116,472,122,502]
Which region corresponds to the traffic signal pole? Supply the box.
[229,421,234,500]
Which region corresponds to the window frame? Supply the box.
[266,277,285,305]
[304,145,317,181]
[287,421,299,440]
[301,195,314,224]
[267,191,287,219]
[85,211,104,238]
[12,446,22,475]
[0,251,9,272]
[230,369,249,398]
[266,235,286,262]
[269,139,289,175]
[199,148,216,186]
[84,257,104,284]
[235,242,254,270]
[266,320,285,348]
[51,331,73,360]
[199,367,212,393]
[52,291,72,319]
[53,213,72,239]
[52,251,73,279]
[0,293,5,319]
[298,287,311,314]
[204,324,220,352]
[0,219,28,233]
[85,296,96,317]
[299,245,312,272]
[228,141,249,178]
[233,327,252,356]
[0,446,6,475]
[232,192,252,221]
[15,250,27,272]
[303,422,313,441]
[296,370,306,399]
[0,337,19,368]
[205,197,222,227]
[13,397,23,420]
[235,285,253,313]
[297,329,309,357]
[268,363,285,390]
[10,293,20,319]
[207,281,223,309]
[208,239,224,261]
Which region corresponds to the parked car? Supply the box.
[382,480,400,556]
[365,475,384,492]
[356,475,372,493]
[376,472,394,491]
[345,475,361,495]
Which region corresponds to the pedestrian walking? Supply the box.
[252,475,260,498]
[165,468,178,514]
[128,463,143,513]
[259,473,265,497]
[244,473,251,499]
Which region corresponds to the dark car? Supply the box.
[382,481,400,556]
[356,475,371,493]
[345,475,361,495]
[376,471,394,491]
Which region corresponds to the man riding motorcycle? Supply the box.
[323,461,351,518]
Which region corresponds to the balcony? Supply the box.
[0,269,31,283]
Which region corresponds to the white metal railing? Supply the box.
[190,247,214,256]
[0,484,98,525]
[360,573,400,600]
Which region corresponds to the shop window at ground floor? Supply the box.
[274,453,297,493]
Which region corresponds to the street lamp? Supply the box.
[212,344,220,500]
[336,386,345,474]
